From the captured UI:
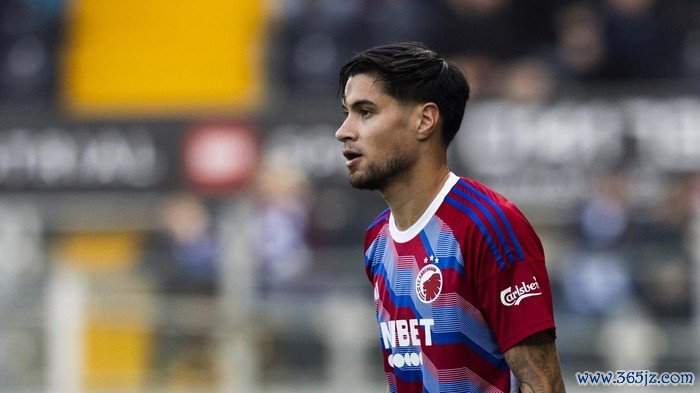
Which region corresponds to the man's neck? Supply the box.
[381,164,451,231]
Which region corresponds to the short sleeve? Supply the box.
[471,204,556,353]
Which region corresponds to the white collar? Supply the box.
[389,172,459,243]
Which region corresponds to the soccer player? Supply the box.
[336,42,565,393]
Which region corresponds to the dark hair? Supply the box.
[339,42,470,146]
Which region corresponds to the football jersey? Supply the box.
[363,173,555,393]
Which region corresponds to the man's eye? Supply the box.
[360,109,371,117]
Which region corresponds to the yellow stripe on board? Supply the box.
[53,232,142,269]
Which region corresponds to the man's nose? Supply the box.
[335,118,356,142]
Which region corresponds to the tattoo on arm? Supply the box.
[503,331,566,393]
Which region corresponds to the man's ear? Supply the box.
[416,102,440,141]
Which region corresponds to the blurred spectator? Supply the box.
[0,0,60,105]
[434,0,535,98]
[563,171,633,317]
[561,170,671,370]
[140,193,220,382]
[434,0,537,60]
[502,56,558,103]
[578,171,631,249]
[271,0,443,98]
[600,0,687,79]
[271,0,367,98]
[363,0,438,48]
[449,54,504,98]
[252,158,312,295]
[143,193,219,295]
[631,174,696,320]
[682,2,700,79]
[551,2,611,82]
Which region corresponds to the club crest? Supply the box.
[415,264,443,303]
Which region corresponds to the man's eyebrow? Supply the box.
[344,99,375,110]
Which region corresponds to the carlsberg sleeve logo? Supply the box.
[500,276,542,306]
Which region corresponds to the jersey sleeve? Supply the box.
[363,229,376,283]
[470,202,556,353]
[363,208,390,284]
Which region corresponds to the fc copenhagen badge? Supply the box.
[416,264,443,303]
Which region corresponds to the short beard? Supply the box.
[349,152,411,190]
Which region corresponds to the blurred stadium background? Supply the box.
[0,0,698,392]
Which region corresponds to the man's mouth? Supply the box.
[343,150,363,167]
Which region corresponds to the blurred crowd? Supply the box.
[272,0,700,101]
[558,170,699,370]
[1,0,699,104]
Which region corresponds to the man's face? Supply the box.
[336,74,415,190]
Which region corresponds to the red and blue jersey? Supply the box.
[364,173,555,393]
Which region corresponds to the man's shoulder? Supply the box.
[363,207,390,244]
[444,175,542,268]
[366,207,390,230]
[441,175,531,245]
[369,206,390,225]
[444,176,522,219]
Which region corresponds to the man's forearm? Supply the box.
[504,331,566,393]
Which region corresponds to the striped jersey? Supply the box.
[363,173,555,393]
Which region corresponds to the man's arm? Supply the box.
[504,330,566,393]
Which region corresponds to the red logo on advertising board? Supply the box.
[183,123,258,194]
